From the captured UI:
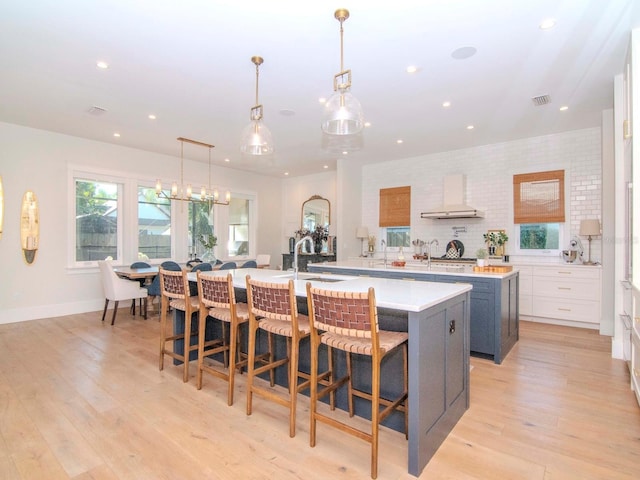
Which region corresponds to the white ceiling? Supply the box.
[1,0,638,177]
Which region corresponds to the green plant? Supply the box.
[483,232,497,246]
[198,233,217,250]
[496,231,509,246]
[476,248,488,259]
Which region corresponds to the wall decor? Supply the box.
[20,190,39,264]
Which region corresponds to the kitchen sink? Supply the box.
[275,273,348,282]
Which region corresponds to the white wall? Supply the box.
[361,128,603,263]
[0,122,283,324]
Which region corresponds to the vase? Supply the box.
[201,249,216,264]
[314,239,323,254]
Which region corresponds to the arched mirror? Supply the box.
[301,195,330,231]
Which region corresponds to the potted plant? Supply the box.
[198,233,217,263]
[495,231,509,257]
[476,248,488,267]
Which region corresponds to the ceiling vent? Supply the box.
[531,94,551,106]
[87,106,107,116]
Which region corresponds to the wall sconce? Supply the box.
[20,190,39,265]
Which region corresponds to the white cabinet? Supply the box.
[518,266,533,316]
[518,264,601,328]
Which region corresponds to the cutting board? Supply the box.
[472,265,513,273]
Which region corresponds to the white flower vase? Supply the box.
[201,249,216,264]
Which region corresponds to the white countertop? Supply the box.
[190,268,472,313]
[309,259,519,279]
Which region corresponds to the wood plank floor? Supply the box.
[0,310,638,479]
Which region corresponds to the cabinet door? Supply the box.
[469,291,494,355]
[446,301,465,406]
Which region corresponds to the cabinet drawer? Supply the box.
[533,265,600,280]
[532,277,599,301]
[532,296,600,323]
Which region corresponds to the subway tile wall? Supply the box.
[361,127,602,263]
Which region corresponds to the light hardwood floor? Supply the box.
[0,310,638,479]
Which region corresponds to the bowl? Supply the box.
[391,261,406,267]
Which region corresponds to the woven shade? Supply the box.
[513,170,565,224]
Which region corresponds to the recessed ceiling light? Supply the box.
[442,101,451,108]
[539,18,556,30]
[224,158,230,162]
[318,97,327,104]
[466,125,475,130]
[451,46,477,60]
[279,108,296,116]
[406,65,418,74]
[396,139,403,144]
[323,165,329,169]
[559,105,569,111]
[284,172,289,176]
[113,132,121,137]
[96,61,109,69]
[364,122,371,127]
[148,114,156,120]
[342,151,348,155]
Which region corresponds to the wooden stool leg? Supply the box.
[347,351,354,417]
[288,336,299,438]
[371,356,381,479]
[310,335,319,447]
[183,312,192,382]
[196,309,207,390]
[246,318,258,416]
[227,320,238,406]
[159,296,168,371]
[268,331,275,387]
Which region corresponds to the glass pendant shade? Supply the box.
[240,119,274,155]
[321,88,364,135]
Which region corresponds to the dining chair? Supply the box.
[189,262,213,296]
[196,272,256,405]
[219,261,237,270]
[245,276,313,437]
[98,260,148,325]
[129,261,151,314]
[306,284,408,479]
[158,267,199,382]
[255,254,271,268]
[241,260,257,268]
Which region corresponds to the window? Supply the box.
[386,227,410,248]
[188,201,214,259]
[513,170,564,255]
[228,197,250,257]
[138,186,171,260]
[75,178,121,262]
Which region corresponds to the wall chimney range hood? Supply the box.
[420,174,484,219]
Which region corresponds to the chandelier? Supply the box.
[155,137,230,205]
[321,8,364,136]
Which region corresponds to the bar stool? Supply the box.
[244,276,313,437]
[196,271,252,405]
[306,284,408,479]
[158,267,199,383]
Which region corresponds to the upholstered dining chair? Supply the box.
[219,261,237,270]
[158,267,199,382]
[129,261,151,314]
[245,276,314,437]
[98,260,148,325]
[306,284,408,479]
[255,254,271,268]
[241,260,257,268]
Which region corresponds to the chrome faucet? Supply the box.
[427,239,439,270]
[293,235,313,280]
[381,239,387,267]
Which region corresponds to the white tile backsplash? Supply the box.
[361,127,602,262]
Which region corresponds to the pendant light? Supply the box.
[321,8,364,136]
[240,56,274,155]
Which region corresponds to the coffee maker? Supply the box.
[562,236,583,263]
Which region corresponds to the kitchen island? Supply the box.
[308,258,519,364]
[183,268,472,477]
